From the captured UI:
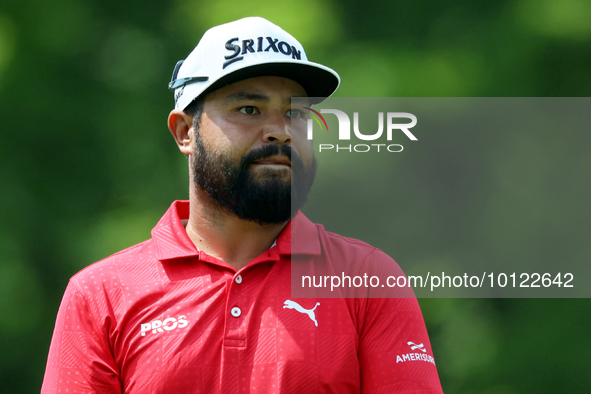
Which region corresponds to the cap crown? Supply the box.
[170,17,339,110]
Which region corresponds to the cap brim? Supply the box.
[200,60,340,105]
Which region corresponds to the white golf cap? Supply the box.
[169,17,340,111]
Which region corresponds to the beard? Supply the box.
[191,133,316,225]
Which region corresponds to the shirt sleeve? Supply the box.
[357,249,444,393]
[41,280,122,394]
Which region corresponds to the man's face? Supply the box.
[191,76,316,225]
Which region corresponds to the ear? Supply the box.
[168,110,194,156]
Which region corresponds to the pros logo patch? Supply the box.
[140,315,188,336]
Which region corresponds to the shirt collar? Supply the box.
[152,200,322,262]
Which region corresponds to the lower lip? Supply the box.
[252,163,291,167]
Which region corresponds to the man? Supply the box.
[42,17,443,393]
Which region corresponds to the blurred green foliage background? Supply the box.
[0,0,590,392]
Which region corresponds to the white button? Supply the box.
[235,275,242,284]
[231,307,241,317]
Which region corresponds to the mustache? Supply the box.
[240,144,300,168]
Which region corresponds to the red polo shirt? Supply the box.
[42,200,443,393]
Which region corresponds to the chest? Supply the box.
[111,259,361,393]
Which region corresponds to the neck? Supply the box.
[185,187,287,271]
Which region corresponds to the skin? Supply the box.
[168,76,312,270]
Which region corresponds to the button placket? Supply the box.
[224,271,246,347]
[230,307,241,317]
[230,274,242,318]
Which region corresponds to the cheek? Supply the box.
[294,138,315,166]
[198,121,252,159]
[290,119,314,160]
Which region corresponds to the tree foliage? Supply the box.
[0,0,589,392]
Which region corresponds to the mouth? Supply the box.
[252,156,291,167]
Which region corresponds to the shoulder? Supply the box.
[308,221,412,297]
[68,238,158,297]
[316,224,396,266]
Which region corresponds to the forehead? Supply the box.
[204,76,308,104]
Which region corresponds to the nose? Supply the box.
[262,110,292,144]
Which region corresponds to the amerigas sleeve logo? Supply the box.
[140,315,188,336]
[396,341,436,365]
[408,341,427,352]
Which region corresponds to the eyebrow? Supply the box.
[223,91,270,104]
[222,91,304,106]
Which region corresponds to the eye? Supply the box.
[286,109,303,119]
[238,106,259,115]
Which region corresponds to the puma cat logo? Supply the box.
[283,300,320,327]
